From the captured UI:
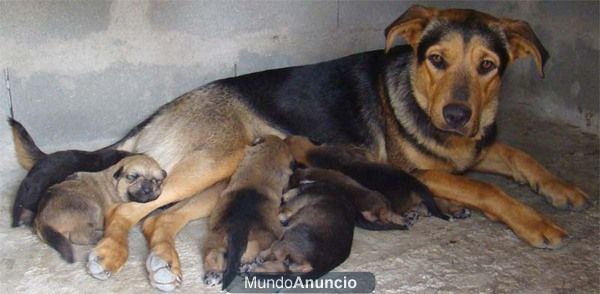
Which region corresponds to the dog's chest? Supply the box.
[386,135,480,173]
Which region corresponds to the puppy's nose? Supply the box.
[141,181,153,194]
[443,104,471,128]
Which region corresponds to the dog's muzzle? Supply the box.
[443,104,471,129]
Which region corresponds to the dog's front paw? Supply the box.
[539,180,590,210]
[86,236,128,279]
[146,252,182,292]
[508,208,569,249]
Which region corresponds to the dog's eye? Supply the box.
[428,54,446,70]
[478,60,497,74]
[126,174,138,181]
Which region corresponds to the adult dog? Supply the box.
[16,5,588,290]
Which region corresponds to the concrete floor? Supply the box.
[0,108,598,293]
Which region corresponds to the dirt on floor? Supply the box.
[0,109,598,294]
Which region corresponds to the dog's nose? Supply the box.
[443,104,471,128]
[141,182,153,194]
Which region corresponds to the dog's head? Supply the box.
[385,5,548,137]
[112,155,166,203]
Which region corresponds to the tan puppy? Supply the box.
[201,135,293,289]
[35,155,166,263]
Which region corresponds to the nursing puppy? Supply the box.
[9,118,131,227]
[285,136,449,220]
[254,167,407,277]
[35,154,166,263]
[201,135,293,289]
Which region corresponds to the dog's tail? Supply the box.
[222,224,250,290]
[412,181,449,221]
[8,118,47,170]
[38,224,74,263]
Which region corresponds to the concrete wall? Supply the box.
[0,0,598,148]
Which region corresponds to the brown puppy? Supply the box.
[35,155,165,264]
[254,167,408,277]
[201,135,293,289]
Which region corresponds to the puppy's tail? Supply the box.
[413,182,449,221]
[8,118,47,170]
[38,224,74,263]
[222,224,250,290]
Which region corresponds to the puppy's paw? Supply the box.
[451,208,471,220]
[239,263,255,273]
[87,252,111,280]
[203,271,223,287]
[146,252,181,292]
[403,210,420,226]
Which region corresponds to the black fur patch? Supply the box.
[305,148,448,220]
[220,188,268,290]
[475,123,498,156]
[219,50,385,148]
[39,225,74,263]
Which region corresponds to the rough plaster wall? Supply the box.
[0,0,597,148]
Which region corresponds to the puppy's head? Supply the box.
[385,5,548,137]
[112,155,166,203]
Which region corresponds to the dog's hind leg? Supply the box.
[87,148,245,280]
[143,181,227,292]
[418,170,569,249]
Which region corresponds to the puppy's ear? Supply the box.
[113,166,124,180]
[384,5,437,53]
[499,18,549,78]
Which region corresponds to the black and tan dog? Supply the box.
[35,154,165,264]
[9,118,131,227]
[201,136,293,289]
[13,5,590,290]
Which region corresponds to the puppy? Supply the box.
[285,136,449,220]
[254,167,407,277]
[286,168,411,230]
[9,118,131,227]
[201,135,293,289]
[35,154,166,263]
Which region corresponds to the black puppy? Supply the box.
[9,118,131,227]
[285,136,449,220]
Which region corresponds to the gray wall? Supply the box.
[0,0,598,148]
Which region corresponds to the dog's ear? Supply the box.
[113,166,124,180]
[384,5,437,53]
[500,18,549,78]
